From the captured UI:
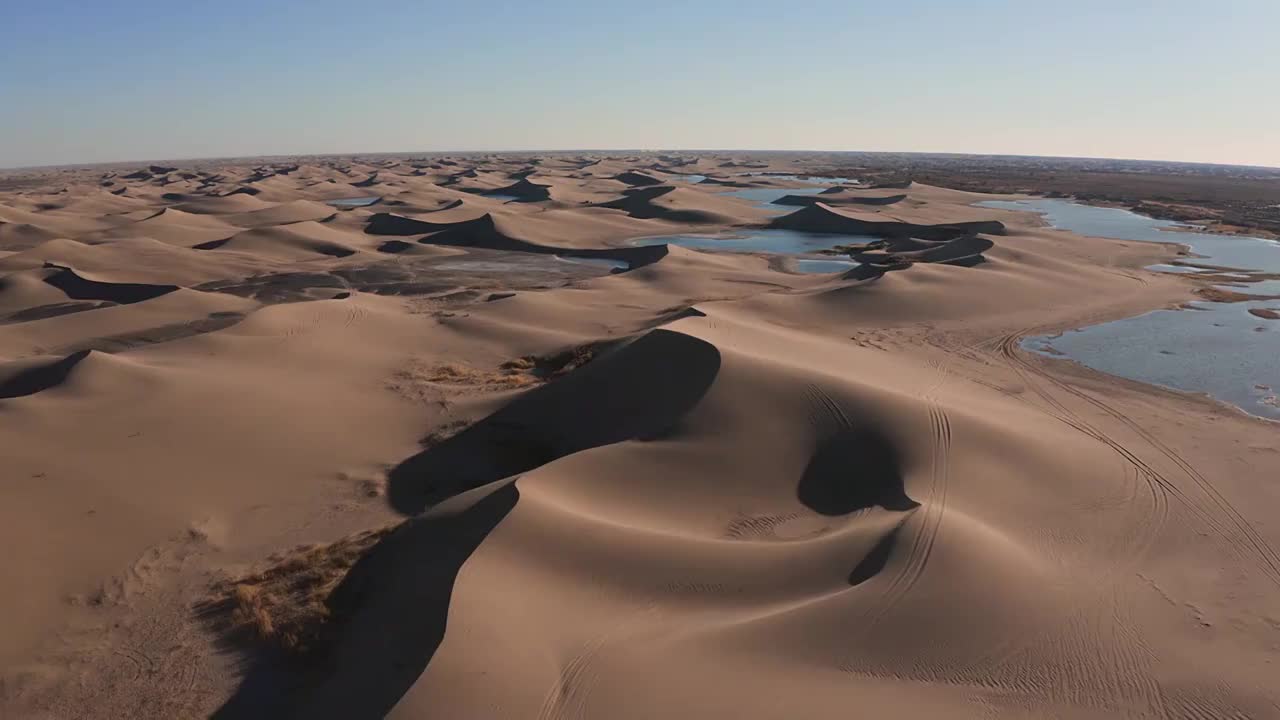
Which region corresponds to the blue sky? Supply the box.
[2,0,1277,168]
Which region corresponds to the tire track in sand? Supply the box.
[995,328,1280,588]
[804,357,952,634]
[534,602,661,720]
[866,360,951,625]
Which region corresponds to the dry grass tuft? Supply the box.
[424,361,539,389]
[420,341,611,390]
[502,340,612,381]
[203,525,395,656]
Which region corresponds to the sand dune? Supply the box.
[366,211,667,268]
[771,201,1006,239]
[167,193,277,214]
[613,171,664,187]
[292,310,1170,717]
[1,153,1277,719]
[0,349,95,399]
[0,270,92,320]
[223,199,338,227]
[592,185,749,223]
[837,234,997,267]
[39,264,178,304]
[203,221,363,260]
[34,192,151,216]
[775,191,908,207]
[0,221,62,249]
[483,177,555,202]
[0,237,267,286]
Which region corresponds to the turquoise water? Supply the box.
[984,198,1280,420]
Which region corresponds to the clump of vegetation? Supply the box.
[426,361,540,388]
[203,525,395,656]
[502,340,612,380]
[421,341,610,388]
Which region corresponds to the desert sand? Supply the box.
[1,154,1277,718]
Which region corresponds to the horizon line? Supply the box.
[4,148,1278,173]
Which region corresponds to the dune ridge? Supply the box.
[771,201,1006,239]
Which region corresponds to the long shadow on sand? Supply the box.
[799,427,917,516]
[213,328,721,717]
[388,328,722,515]
[211,484,519,720]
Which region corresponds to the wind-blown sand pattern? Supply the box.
[1,154,1278,719]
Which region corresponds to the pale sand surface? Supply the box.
[1,154,1277,718]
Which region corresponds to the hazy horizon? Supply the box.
[4,0,1277,169]
[5,148,1279,174]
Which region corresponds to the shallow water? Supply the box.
[636,229,873,256]
[1027,301,1280,420]
[725,174,858,215]
[795,258,860,273]
[1144,263,1215,274]
[724,186,825,213]
[634,229,869,273]
[739,173,855,185]
[1219,279,1280,296]
[988,198,1280,420]
[978,199,1280,272]
[326,197,380,207]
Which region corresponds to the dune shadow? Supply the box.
[211,483,519,719]
[42,264,177,304]
[2,300,112,323]
[212,328,722,716]
[388,328,722,514]
[847,518,908,586]
[798,427,917,516]
[0,350,91,399]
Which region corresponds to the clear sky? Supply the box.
[2,0,1277,168]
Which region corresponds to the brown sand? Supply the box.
[1,154,1278,719]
